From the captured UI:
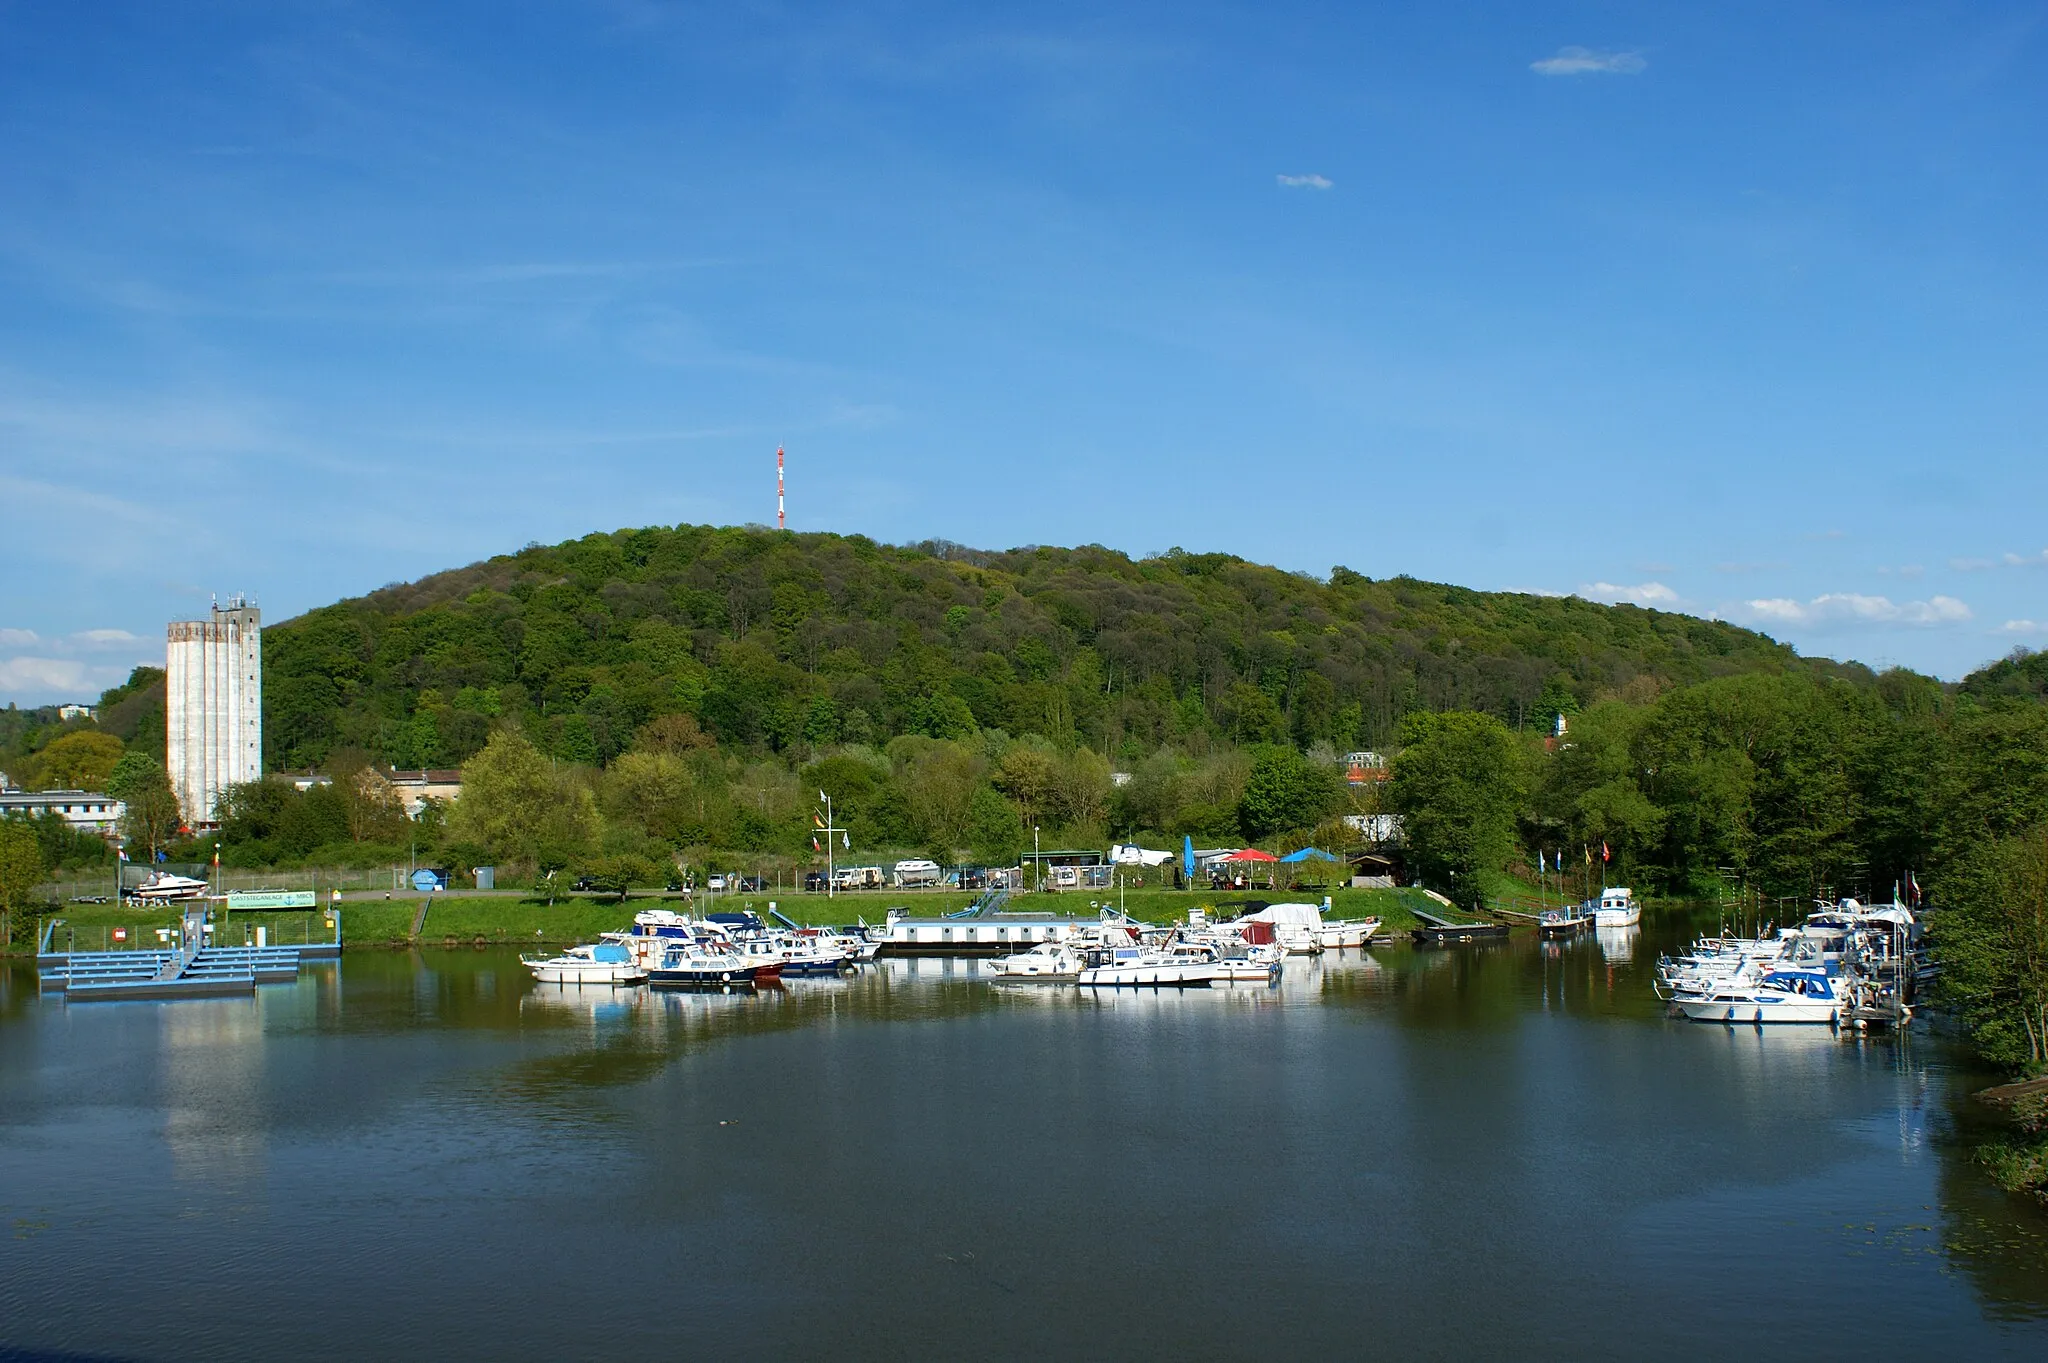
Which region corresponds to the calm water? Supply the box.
[3,917,2046,1361]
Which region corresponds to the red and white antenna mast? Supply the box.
[776,445,786,530]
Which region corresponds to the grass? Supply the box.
[18,882,1436,953]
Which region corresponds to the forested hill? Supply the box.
[261,524,1834,772]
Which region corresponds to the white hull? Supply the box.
[1078,963,1226,987]
[1672,995,1838,1024]
[1315,920,1380,950]
[524,960,646,986]
[1593,907,1641,928]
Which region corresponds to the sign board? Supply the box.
[227,890,317,911]
[411,869,446,893]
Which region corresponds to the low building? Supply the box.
[381,768,464,819]
[0,788,125,836]
[57,704,97,721]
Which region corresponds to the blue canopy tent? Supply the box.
[1278,847,1341,864]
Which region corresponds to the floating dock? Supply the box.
[1409,906,1511,946]
[37,907,339,1001]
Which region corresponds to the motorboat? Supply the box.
[1588,888,1640,928]
[648,941,769,988]
[987,941,1087,982]
[1234,903,1326,955]
[1315,917,1381,950]
[1669,966,1848,1024]
[1077,941,1229,988]
[522,941,647,986]
[1209,942,1283,983]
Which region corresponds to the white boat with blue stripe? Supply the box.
[1671,966,1845,1024]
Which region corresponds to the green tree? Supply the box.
[0,816,47,948]
[107,753,181,862]
[1934,823,2048,1068]
[28,729,126,791]
[967,787,1025,865]
[1237,746,1344,840]
[1388,711,1527,907]
[447,728,600,865]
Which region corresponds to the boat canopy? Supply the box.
[590,943,632,964]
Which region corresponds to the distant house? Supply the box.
[0,788,124,836]
[57,704,97,721]
[1343,751,1389,785]
[1342,813,1402,844]
[381,768,464,819]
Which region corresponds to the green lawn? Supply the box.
[23,883,1435,952]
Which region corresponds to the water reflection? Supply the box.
[3,910,2047,1356]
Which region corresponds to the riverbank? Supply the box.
[18,885,1435,953]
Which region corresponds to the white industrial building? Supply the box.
[166,598,262,827]
[0,788,124,835]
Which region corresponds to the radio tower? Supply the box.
[776,446,785,530]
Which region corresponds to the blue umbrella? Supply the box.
[1279,847,1341,863]
[1182,835,1195,882]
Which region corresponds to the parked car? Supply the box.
[705,873,729,892]
[571,875,599,892]
[803,871,827,892]
[737,875,766,892]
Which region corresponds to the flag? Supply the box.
[819,790,828,803]
[843,831,850,849]
[1537,850,1545,874]
[814,812,825,828]
[1583,845,1591,866]
[811,836,820,852]
[1601,841,1610,863]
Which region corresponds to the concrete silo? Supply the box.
[166,598,262,827]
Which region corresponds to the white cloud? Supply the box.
[1951,556,1995,570]
[1277,174,1332,190]
[2002,548,2048,567]
[2001,620,2048,635]
[71,628,141,647]
[0,657,91,693]
[1740,593,1973,628]
[1530,47,1646,77]
[1580,581,1678,607]
[0,628,39,646]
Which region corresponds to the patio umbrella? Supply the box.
[1278,847,1340,863]
[1226,848,1279,862]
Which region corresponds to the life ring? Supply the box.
[720,971,731,982]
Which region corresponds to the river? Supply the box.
[2,913,2045,1361]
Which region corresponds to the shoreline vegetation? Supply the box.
[4,525,2047,1200]
[23,885,1443,954]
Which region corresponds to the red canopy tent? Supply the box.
[1220,847,1278,889]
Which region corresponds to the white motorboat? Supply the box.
[1670,965,1846,1024]
[1210,943,1283,983]
[988,941,1087,982]
[1315,917,1381,950]
[1077,942,1229,987]
[648,941,770,988]
[522,941,647,986]
[1589,888,1640,928]
[1235,902,1326,955]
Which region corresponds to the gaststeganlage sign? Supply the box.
[226,890,317,910]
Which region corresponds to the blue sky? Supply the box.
[3,0,2046,703]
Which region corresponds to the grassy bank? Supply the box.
[20,884,1435,953]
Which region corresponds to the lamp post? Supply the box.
[1033,825,1040,892]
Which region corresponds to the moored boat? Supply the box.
[648,941,769,988]
[988,941,1088,982]
[523,941,647,986]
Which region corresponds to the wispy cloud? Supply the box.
[1276,174,1332,190]
[1741,594,1973,628]
[2001,620,2048,635]
[0,628,40,646]
[1530,47,1646,77]
[1580,581,1678,607]
[1951,556,1996,570]
[1951,548,2047,570]
[0,657,94,695]
[72,628,141,647]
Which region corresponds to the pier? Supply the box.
[36,905,340,1001]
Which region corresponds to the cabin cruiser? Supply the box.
[1077,941,1230,988]
[988,941,1088,982]
[648,941,770,988]
[1233,903,1326,955]
[523,941,648,986]
[1588,888,1640,928]
[1209,942,1283,983]
[1669,966,1848,1024]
